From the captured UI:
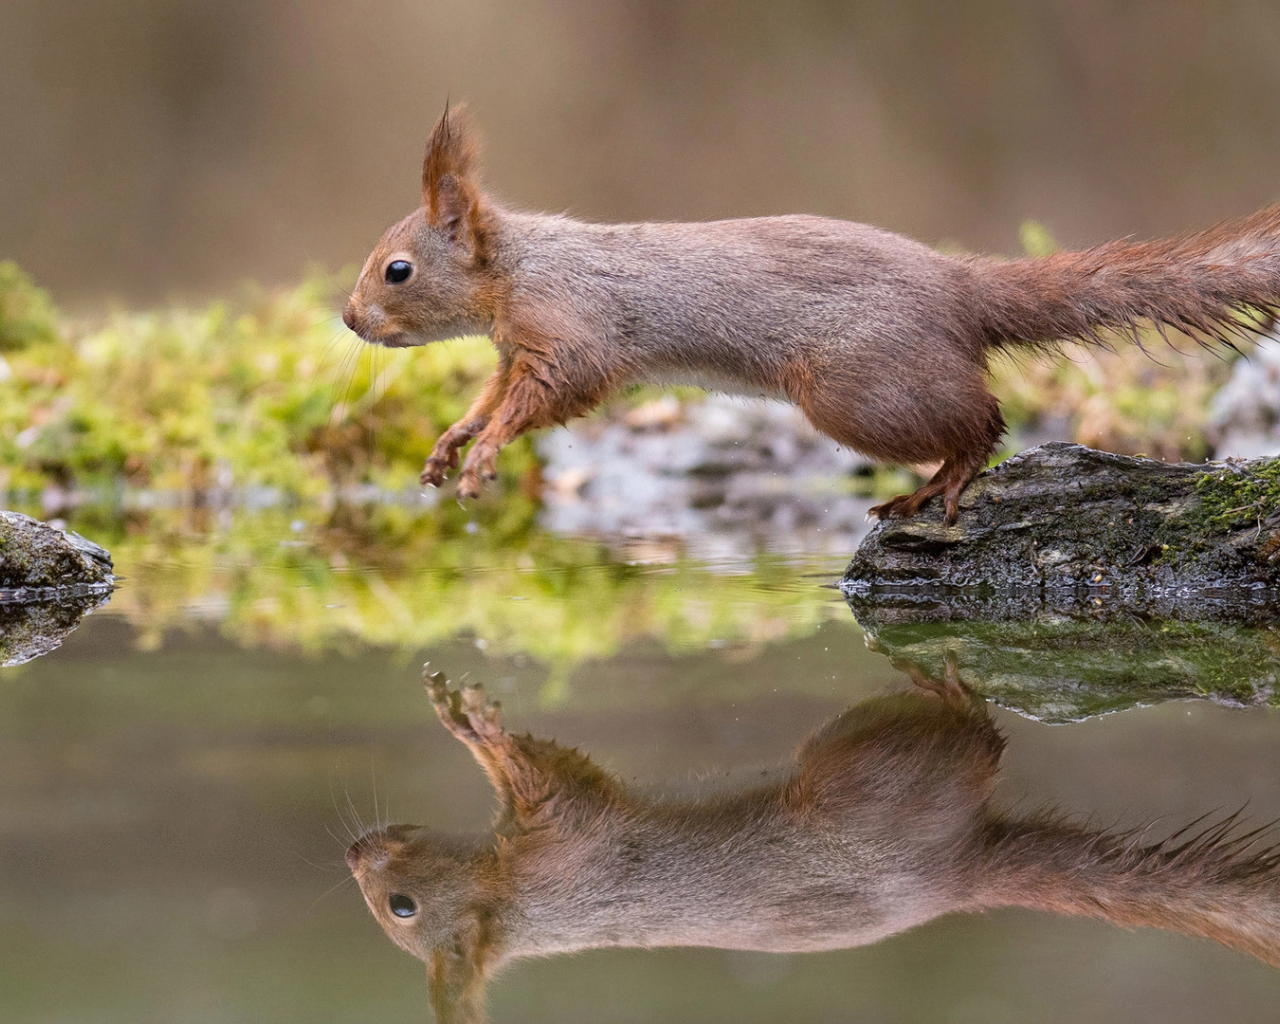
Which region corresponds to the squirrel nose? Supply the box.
[346,826,413,871]
[341,305,358,332]
[346,833,386,871]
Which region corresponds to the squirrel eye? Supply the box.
[389,893,418,918]
[385,260,413,284]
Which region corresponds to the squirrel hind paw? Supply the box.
[868,493,924,520]
[870,483,959,524]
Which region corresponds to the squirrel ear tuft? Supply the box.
[422,102,486,256]
[423,102,478,217]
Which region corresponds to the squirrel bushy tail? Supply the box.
[980,810,1280,966]
[971,204,1280,352]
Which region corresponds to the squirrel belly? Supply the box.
[343,104,1280,523]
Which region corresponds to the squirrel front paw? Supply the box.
[456,446,499,500]
[424,664,506,745]
[420,457,450,488]
[455,471,485,501]
[421,435,467,488]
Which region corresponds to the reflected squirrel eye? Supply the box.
[385,260,413,284]
[389,893,417,918]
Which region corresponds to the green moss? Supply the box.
[1193,460,1280,532]
[10,502,847,689]
[0,268,533,496]
[860,613,1280,722]
[0,262,58,352]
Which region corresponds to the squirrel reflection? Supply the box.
[346,664,1280,1023]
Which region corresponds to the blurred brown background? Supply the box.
[5,0,1280,305]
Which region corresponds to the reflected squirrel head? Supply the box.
[347,820,497,1023]
[343,103,499,349]
[345,823,489,961]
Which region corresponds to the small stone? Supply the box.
[0,511,114,665]
[0,511,113,594]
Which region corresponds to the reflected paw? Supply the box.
[459,683,504,742]
[423,664,505,744]
[905,652,973,705]
[424,664,453,706]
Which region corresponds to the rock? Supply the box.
[843,443,1280,720]
[1209,336,1280,459]
[538,395,878,555]
[842,442,1280,601]
[0,512,114,665]
[0,591,112,666]
[0,510,114,598]
[846,592,1279,723]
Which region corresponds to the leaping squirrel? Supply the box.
[346,666,1280,1023]
[343,104,1279,522]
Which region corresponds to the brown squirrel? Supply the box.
[346,665,1280,1023]
[341,104,1280,523]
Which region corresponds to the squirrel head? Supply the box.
[343,104,497,348]
[345,823,492,960]
[347,823,497,1022]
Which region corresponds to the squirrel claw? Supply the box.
[423,663,450,696]
[461,683,501,721]
[420,463,448,488]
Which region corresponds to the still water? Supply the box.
[2,505,1279,1023]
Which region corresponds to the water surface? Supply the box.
[2,506,1278,1023]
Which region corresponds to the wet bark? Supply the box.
[841,443,1280,721]
[0,593,112,666]
[843,442,1280,600]
[845,596,1280,723]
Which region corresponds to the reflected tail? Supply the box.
[980,810,1280,967]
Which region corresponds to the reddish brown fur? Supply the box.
[346,666,1280,1022]
[343,105,1280,522]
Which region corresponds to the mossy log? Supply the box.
[843,443,1280,600]
[841,443,1280,720]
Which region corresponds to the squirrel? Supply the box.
[341,103,1280,523]
[346,664,1280,1023]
